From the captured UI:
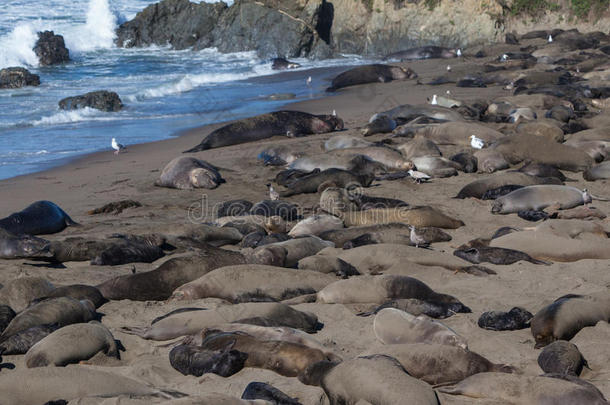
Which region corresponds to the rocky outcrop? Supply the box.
[0,67,41,89]
[33,31,70,65]
[58,91,123,112]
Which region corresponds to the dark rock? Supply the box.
[33,31,70,65]
[272,57,301,70]
[59,90,123,112]
[0,67,40,89]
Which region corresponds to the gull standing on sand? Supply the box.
[430,94,438,105]
[548,34,553,43]
[446,65,452,72]
[408,169,430,183]
[456,49,462,57]
[267,183,280,201]
[409,225,430,248]
[501,54,508,61]
[470,135,485,149]
[111,138,125,155]
[306,76,312,86]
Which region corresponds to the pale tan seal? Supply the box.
[0,276,55,312]
[155,156,224,190]
[341,206,464,228]
[324,134,375,151]
[362,343,513,385]
[288,214,344,237]
[456,172,562,199]
[404,121,502,145]
[396,135,441,159]
[492,185,592,214]
[24,321,119,367]
[373,308,468,348]
[170,264,336,302]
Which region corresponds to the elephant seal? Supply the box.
[491,185,592,214]
[170,264,335,303]
[518,161,567,181]
[373,308,468,348]
[0,297,96,340]
[439,372,607,404]
[250,200,298,220]
[374,104,464,123]
[361,343,513,385]
[24,321,119,367]
[169,343,247,377]
[0,366,163,405]
[361,115,397,136]
[453,245,548,265]
[197,331,333,377]
[121,302,320,340]
[481,185,524,200]
[0,323,59,355]
[397,136,442,159]
[324,134,376,151]
[271,58,301,70]
[316,275,470,311]
[184,111,344,152]
[258,236,334,267]
[584,161,610,181]
[326,64,416,92]
[343,226,451,249]
[288,214,343,237]
[341,206,464,229]
[357,298,469,319]
[491,133,594,171]
[450,152,478,173]
[257,145,300,166]
[0,200,77,235]
[296,256,360,278]
[385,45,457,61]
[478,307,533,331]
[216,199,253,217]
[242,382,301,405]
[401,121,502,145]
[155,157,224,189]
[240,232,289,248]
[531,292,610,348]
[0,276,55,312]
[279,168,374,197]
[456,172,562,199]
[96,247,246,301]
[299,355,439,404]
[0,228,52,259]
[474,149,509,173]
[28,284,106,309]
[538,340,588,376]
[0,305,15,335]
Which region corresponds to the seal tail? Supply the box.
[183,143,208,153]
[119,326,149,337]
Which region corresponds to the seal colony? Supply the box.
[0,27,610,405]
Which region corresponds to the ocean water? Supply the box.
[0,0,368,180]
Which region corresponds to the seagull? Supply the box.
[408,169,431,183]
[430,94,438,105]
[446,65,452,72]
[267,183,280,201]
[111,138,125,155]
[456,49,462,57]
[470,134,485,149]
[332,110,337,116]
[306,76,312,86]
[446,90,451,95]
[409,225,430,248]
[548,34,553,43]
[501,54,508,61]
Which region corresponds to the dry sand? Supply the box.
[0,40,609,404]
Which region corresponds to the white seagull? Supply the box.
[306,76,312,86]
[267,183,280,201]
[409,225,430,248]
[332,109,337,116]
[446,65,452,72]
[111,138,125,155]
[470,134,485,149]
[408,169,431,183]
[501,53,508,61]
[548,34,553,43]
[456,49,462,57]
[430,94,438,105]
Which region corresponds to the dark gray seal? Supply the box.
[538,340,588,376]
[250,200,298,220]
[271,57,301,70]
[28,284,107,309]
[279,168,374,197]
[450,152,478,173]
[481,185,524,200]
[0,305,16,335]
[0,324,60,355]
[326,64,416,92]
[478,307,533,331]
[517,162,567,181]
[216,199,253,217]
[169,343,247,377]
[454,246,548,265]
[357,298,471,319]
[385,46,457,61]
[240,232,290,248]
[0,201,77,235]
[242,382,302,405]
[0,228,52,259]
[155,156,224,189]
[184,111,344,152]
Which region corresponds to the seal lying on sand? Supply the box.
[538,340,588,376]
[385,45,457,61]
[96,247,246,301]
[373,308,468,348]
[299,355,440,404]
[121,302,320,340]
[0,200,78,235]
[279,168,375,197]
[341,206,464,228]
[491,185,592,214]
[0,228,51,260]
[155,157,224,189]
[326,64,416,92]
[183,111,344,152]
[0,276,55,312]
[24,321,120,367]
[454,245,548,265]
[478,307,533,331]
[531,292,610,348]
[584,161,610,181]
[456,172,563,199]
[242,382,302,405]
[0,323,59,355]
[361,344,513,385]
[439,372,608,404]
[170,342,247,377]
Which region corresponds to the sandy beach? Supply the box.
[1,37,609,404]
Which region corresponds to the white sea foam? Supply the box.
[0,23,39,68]
[64,0,121,52]
[31,107,108,126]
